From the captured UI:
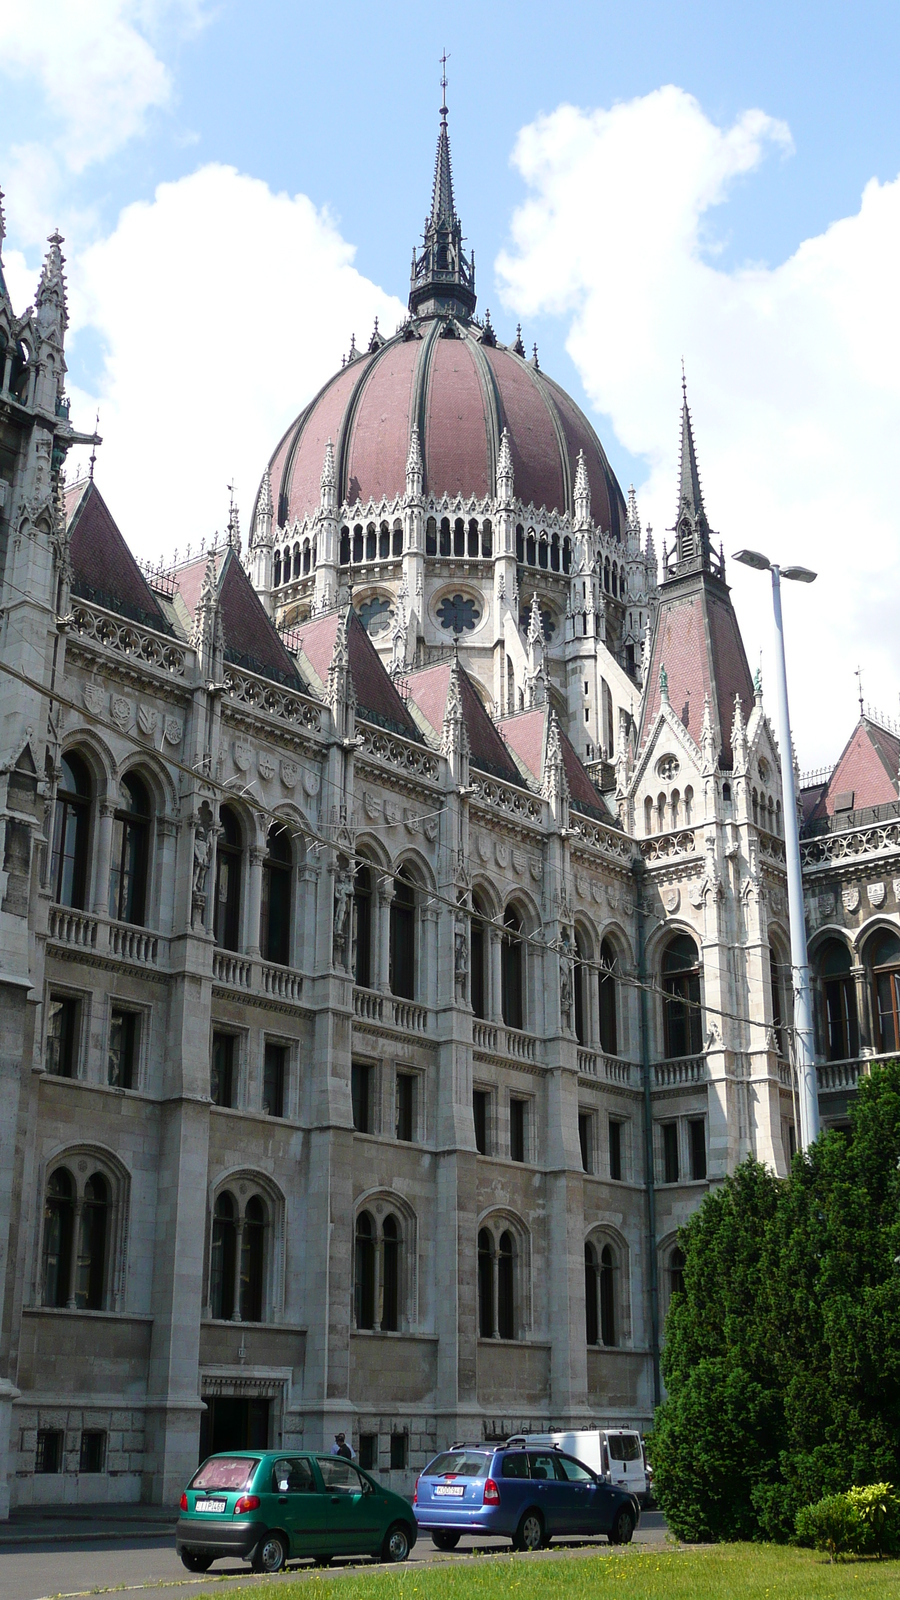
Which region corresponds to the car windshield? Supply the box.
[607,1434,641,1462]
[425,1452,490,1478]
[191,1457,259,1491]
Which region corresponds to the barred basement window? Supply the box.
[359,1433,378,1470]
[390,1433,408,1470]
[36,1429,63,1474]
[80,1431,106,1473]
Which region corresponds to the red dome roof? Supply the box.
[267,320,627,535]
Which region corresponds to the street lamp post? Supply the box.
[734,549,819,1151]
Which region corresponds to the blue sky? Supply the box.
[3,0,900,759]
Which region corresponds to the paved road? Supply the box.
[0,1514,668,1600]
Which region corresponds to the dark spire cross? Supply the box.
[440,49,449,114]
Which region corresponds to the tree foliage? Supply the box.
[649,1061,900,1542]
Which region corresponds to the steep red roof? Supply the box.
[499,706,608,818]
[172,550,304,688]
[405,660,523,783]
[295,610,421,739]
[639,571,754,768]
[66,479,170,633]
[809,717,900,820]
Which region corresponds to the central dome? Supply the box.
[267,320,626,536]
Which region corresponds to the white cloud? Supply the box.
[497,85,900,765]
[0,0,205,242]
[64,163,406,558]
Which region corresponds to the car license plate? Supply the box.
[195,1499,226,1513]
[435,1485,465,1496]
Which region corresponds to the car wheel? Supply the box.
[513,1510,544,1552]
[431,1530,461,1550]
[609,1506,635,1545]
[251,1532,288,1573]
[179,1551,213,1572]
[381,1521,412,1563]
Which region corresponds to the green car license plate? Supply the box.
[195,1498,226,1513]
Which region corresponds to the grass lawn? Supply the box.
[235,1544,900,1600]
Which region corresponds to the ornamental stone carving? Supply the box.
[867,881,886,908]
[163,716,183,745]
[258,752,275,782]
[83,682,105,717]
[111,695,132,731]
[302,769,320,797]
[842,884,860,913]
[137,705,157,738]
[663,886,680,914]
[234,743,251,772]
[280,759,298,789]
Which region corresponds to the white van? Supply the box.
[506,1429,650,1503]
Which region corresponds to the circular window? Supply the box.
[656,755,680,781]
[357,596,393,637]
[437,594,481,634]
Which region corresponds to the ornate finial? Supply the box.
[88,410,100,480]
[659,663,669,701]
[753,664,763,699]
[573,449,590,526]
[440,48,449,115]
[527,591,543,648]
[855,664,864,716]
[321,438,336,495]
[35,228,68,334]
[347,332,359,362]
[259,465,273,518]
[532,342,539,368]
[226,482,241,554]
[512,324,526,357]
[497,427,514,502]
[481,306,496,346]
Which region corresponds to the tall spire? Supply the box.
[408,58,476,321]
[0,188,8,303]
[668,371,718,576]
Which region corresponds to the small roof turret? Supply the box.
[408,58,476,321]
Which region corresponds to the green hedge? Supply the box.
[795,1483,900,1560]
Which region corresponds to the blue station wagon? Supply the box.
[176,1451,417,1572]
[414,1444,640,1551]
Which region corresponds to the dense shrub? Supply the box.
[649,1061,900,1543]
[795,1483,900,1560]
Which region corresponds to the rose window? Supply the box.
[437,594,481,634]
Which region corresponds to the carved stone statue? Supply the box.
[191,825,213,929]
[559,930,573,1024]
[454,917,469,996]
[333,869,352,967]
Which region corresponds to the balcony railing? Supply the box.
[352,988,428,1035]
[577,1049,635,1087]
[47,907,160,968]
[654,1055,708,1089]
[471,1020,537,1063]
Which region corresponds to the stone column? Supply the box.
[92,802,115,918]
[246,846,265,959]
[377,880,394,994]
[489,925,503,1024]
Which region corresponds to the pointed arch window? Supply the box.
[214,806,243,950]
[574,929,589,1045]
[353,862,373,989]
[501,906,524,1031]
[354,1211,376,1330]
[769,945,790,1058]
[599,938,619,1055]
[471,895,488,1020]
[382,1214,400,1332]
[240,1196,266,1322]
[497,1231,516,1339]
[662,934,702,1057]
[42,1168,75,1307]
[389,871,416,1000]
[75,1173,109,1310]
[477,1229,494,1338]
[261,823,292,965]
[109,773,150,926]
[868,928,900,1053]
[669,1246,685,1301]
[425,517,437,556]
[210,1192,237,1320]
[339,528,351,566]
[584,1242,599,1345]
[51,753,91,909]
[599,1243,617,1346]
[273,551,282,586]
[817,938,858,1061]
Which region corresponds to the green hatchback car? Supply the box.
[176,1450,417,1572]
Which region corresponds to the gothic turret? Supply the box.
[408,66,476,321]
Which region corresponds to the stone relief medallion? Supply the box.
[893,879,900,905]
[575,871,588,899]
[234,743,252,772]
[607,885,620,911]
[163,716,183,745]
[591,880,604,905]
[423,818,438,842]
[530,858,543,881]
[867,881,886,908]
[495,840,510,869]
[663,886,680,914]
[404,808,421,835]
[363,791,380,820]
[384,799,401,827]
[280,760,298,789]
[110,695,132,731]
[258,753,276,782]
[137,705,157,738]
[622,894,634,916]
[842,884,860,914]
[477,834,491,862]
[83,682,105,717]
[513,848,526,877]
[302,769,320,797]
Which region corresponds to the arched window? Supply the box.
[538,534,548,570]
[669,1246,685,1300]
[292,543,301,579]
[355,1211,376,1329]
[550,532,560,572]
[868,928,900,1053]
[42,1168,74,1307]
[515,525,524,564]
[340,528,351,566]
[470,895,488,1019]
[425,517,437,556]
[302,540,311,574]
[501,907,524,1031]
[817,939,858,1061]
[392,520,403,557]
[584,1242,599,1345]
[382,1214,400,1332]
[562,537,572,574]
[366,524,377,561]
[210,1191,237,1320]
[481,520,493,558]
[51,753,91,909]
[214,806,243,950]
[75,1172,109,1310]
[497,1231,515,1339]
[353,525,363,563]
[261,824,292,965]
[477,1229,494,1338]
[769,946,789,1058]
[353,862,373,989]
[574,929,589,1045]
[454,518,465,557]
[389,871,416,1000]
[599,938,619,1055]
[662,935,702,1057]
[273,551,282,586]
[439,518,451,557]
[240,1196,266,1322]
[526,531,536,566]
[599,1243,617,1346]
[109,773,150,926]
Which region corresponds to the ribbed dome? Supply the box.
[267,318,627,536]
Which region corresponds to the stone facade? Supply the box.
[1,133,897,1520]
